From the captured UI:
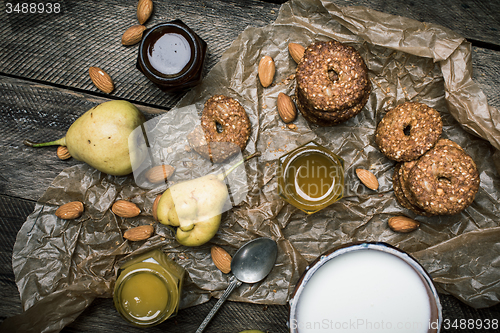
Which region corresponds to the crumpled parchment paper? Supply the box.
[4,0,500,332]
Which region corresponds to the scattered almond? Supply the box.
[146,164,175,184]
[121,24,146,45]
[356,168,379,190]
[288,43,305,64]
[388,216,420,233]
[137,0,153,25]
[124,225,154,241]
[57,146,71,160]
[55,201,84,220]
[277,92,297,123]
[88,67,114,94]
[211,245,232,274]
[258,55,275,88]
[112,200,141,218]
[152,194,161,221]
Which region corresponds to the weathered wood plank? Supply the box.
[1,193,499,332]
[0,0,280,109]
[1,46,499,201]
[1,0,499,111]
[472,47,500,108]
[0,195,33,321]
[62,297,289,333]
[332,0,500,48]
[0,75,168,201]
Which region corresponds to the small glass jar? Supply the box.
[277,141,344,214]
[113,249,185,327]
[136,20,207,92]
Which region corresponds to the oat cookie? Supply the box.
[393,163,414,211]
[295,40,370,126]
[393,162,434,216]
[188,95,251,163]
[375,102,443,162]
[408,144,480,215]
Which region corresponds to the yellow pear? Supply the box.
[157,152,259,246]
[24,100,146,176]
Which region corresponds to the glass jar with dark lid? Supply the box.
[137,20,207,92]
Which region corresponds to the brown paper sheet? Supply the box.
[5,0,500,332]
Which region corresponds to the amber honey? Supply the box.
[113,250,185,327]
[278,141,344,214]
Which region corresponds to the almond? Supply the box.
[356,168,379,190]
[388,216,420,233]
[112,200,141,218]
[137,0,153,25]
[288,43,305,64]
[124,225,154,241]
[121,24,146,45]
[211,245,232,274]
[277,92,297,123]
[55,201,84,220]
[152,194,161,221]
[258,55,275,88]
[145,165,175,184]
[57,146,71,160]
[88,67,114,94]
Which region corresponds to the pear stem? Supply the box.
[24,138,66,148]
[220,151,261,181]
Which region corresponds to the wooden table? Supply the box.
[1,0,499,332]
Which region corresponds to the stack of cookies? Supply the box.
[295,40,371,126]
[376,102,480,216]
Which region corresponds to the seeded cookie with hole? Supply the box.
[375,102,442,162]
[408,143,480,215]
[188,95,251,163]
[295,40,371,126]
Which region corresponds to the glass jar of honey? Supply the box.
[278,141,344,214]
[136,20,207,92]
[113,249,185,327]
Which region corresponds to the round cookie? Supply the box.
[295,40,370,125]
[408,145,480,215]
[394,162,434,216]
[375,102,443,162]
[433,138,464,151]
[393,163,414,211]
[296,85,370,126]
[188,95,251,163]
[399,160,418,206]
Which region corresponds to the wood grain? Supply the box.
[1,0,499,110]
[0,0,280,109]
[332,0,500,48]
[0,76,164,201]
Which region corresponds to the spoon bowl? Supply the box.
[231,237,278,283]
[195,237,278,333]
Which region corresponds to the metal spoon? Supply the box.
[195,237,278,333]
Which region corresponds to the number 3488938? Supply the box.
[6,3,61,14]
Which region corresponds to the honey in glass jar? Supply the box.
[113,249,185,327]
[278,141,344,214]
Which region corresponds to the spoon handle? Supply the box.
[195,275,242,333]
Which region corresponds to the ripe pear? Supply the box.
[157,152,260,247]
[24,100,146,176]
